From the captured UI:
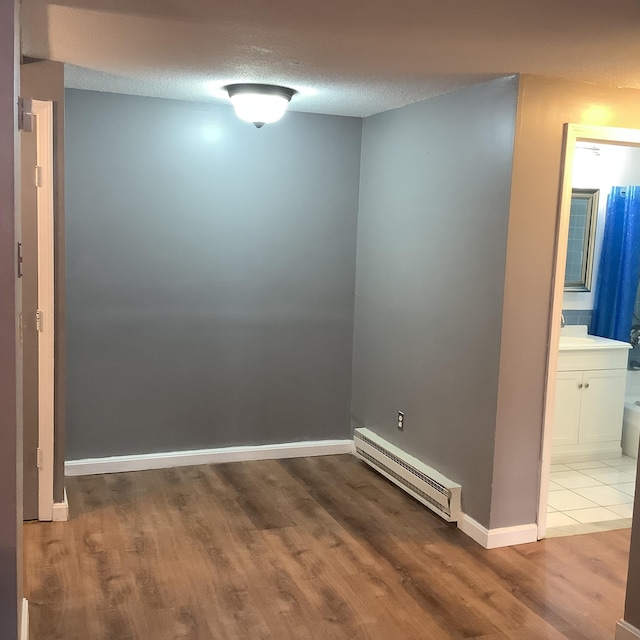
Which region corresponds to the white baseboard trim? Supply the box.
[617,620,640,640]
[458,513,538,549]
[65,439,355,476]
[21,598,28,640]
[52,487,69,521]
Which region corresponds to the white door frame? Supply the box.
[538,123,640,539]
[33,99,55,521]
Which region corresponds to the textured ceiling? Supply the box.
[20,0,640,117]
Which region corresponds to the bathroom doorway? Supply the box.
[539,124,640,539]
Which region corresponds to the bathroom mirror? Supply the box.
[564,188,599,291]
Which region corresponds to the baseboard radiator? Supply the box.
[353,427,462,523]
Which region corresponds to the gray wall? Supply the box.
[20,60,66,503]
[352,77,518,527]
[65,89,361,458]
[0,0,21,636]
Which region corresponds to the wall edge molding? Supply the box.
[65,439,355,476]
[458,513,538,549]
[21,598,29,640]
[617,620,640,640]
[52,487,69,521]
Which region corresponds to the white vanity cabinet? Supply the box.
[552,330,630,463]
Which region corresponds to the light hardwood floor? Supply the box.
[24,455,631,639]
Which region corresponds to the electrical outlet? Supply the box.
[397,411,405,430]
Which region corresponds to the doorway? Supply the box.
[539,124,640,539]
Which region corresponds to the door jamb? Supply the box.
[33,99,55,522]
[538,123,640,539]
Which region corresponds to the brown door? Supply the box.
[21,112,39,520]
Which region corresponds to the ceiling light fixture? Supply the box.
[224,83,296,128]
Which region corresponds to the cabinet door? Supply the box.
[579,369,627,444]
[553,371,583,446]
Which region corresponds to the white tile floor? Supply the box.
[546,455,637,536]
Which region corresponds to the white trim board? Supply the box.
[21,598,28,640]
[457,513,538,549]
[52,488,69,521]
[33,99,55,522]
[617,621,640,640]
[65,439,355,476]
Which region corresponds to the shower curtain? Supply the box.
[591,186,640,342]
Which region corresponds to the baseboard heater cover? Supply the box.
[353,427,461,522]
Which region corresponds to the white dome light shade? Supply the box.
[224,84,296,128]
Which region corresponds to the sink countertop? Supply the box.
[559,325,631,351]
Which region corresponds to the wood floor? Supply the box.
[24,455,630,640]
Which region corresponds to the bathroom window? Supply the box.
[564,188,599,291]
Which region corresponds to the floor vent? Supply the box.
[353,427,461,523]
